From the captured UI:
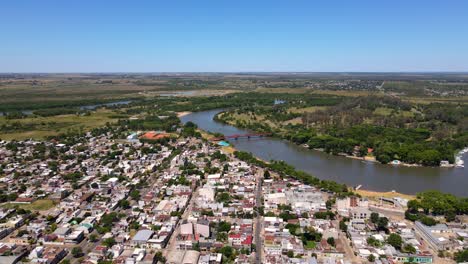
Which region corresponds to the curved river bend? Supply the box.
[181,109,468,197]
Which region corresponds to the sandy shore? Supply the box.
[177,111,192,117]
[355,189,415,200]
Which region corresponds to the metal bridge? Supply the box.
[211,132,271,141]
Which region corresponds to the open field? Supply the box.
[288,106,328,113]
[0,109,122,140]
[2,199,57,211]
[355,189,416,200]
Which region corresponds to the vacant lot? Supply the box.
[2,199,57,211]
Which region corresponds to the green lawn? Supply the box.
[305,241,316,249]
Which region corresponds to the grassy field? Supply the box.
[305,241,316,249]
[288,106,328,113]
[373,107,414,117]
[0,109,122,140]
[355,189,415,201]
[2,199,57,211]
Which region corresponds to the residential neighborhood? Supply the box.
[0,121,467,264]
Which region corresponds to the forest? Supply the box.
[217,95,467,166]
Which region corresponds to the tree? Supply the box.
[216,232,228,242]
[339,220,348,232]
[71,246,83,258]
[287,250,294,258]
[445,210,456,222]
[118,199,130,209]
[387,233,403,249]
[102,237,116,248]
[89,234,98,242]
[377,217,389,232]
[155,251,166,263]
[130,190,141,200]
[219,246,234,259]
[402,244,416,254]
[370,212,379,223]
[263,170,271,179]
[285,223,300,236]
[368,254,376,262]
[216,192,231,203]
[367,237,381,247]
[420,216,437,226]
[217,221,231,233]
[454,249,468,262]
[327,237,335,247]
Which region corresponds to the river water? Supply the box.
[181,109,468,196]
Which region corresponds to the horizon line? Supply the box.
[1,71,468,74]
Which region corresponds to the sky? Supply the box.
[1,0,467,72]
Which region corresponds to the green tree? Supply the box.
[339,220,348,232]
[89,234,98,242]
[71,246,83,258]
[130,190,141,200]
[387,233,403,249]
[219,246,234,259]
[216,232,228,242]
[367,237,381,247]
[155,251,166,263]
[217,221,231,232]
[216,192,231,203]
[420,216,437,226]
[370,212,379,223]
[402,244,416,254]
[102,237,116,248]
[454,249,468,262]
[118,199,130,209]
[327,237,335,247]
[377,217,389,232]
[445,210,456,222]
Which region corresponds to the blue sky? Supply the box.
[1,0,467,72]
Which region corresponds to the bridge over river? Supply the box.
[181,109,468,197]
[211,132,271,141]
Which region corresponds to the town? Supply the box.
[0,117,466,264]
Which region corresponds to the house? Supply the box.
[350,207,371,220]
[29,246,67,264]
[414,222,454,251]
[65,230,84,244]
[132,230,154,247]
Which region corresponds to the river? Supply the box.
[181,109,468,196]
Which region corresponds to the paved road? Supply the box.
[163,188,198,256]
[254,168,263,264]
[338,231,362,264]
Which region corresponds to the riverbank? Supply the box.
[355,189,415,200]
[181,109,468,197]
[218,111,462,169]
[194,123,416,199]
[215,107,463,168]
[177,111,192,118]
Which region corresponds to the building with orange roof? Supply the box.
[139,131,171,141]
